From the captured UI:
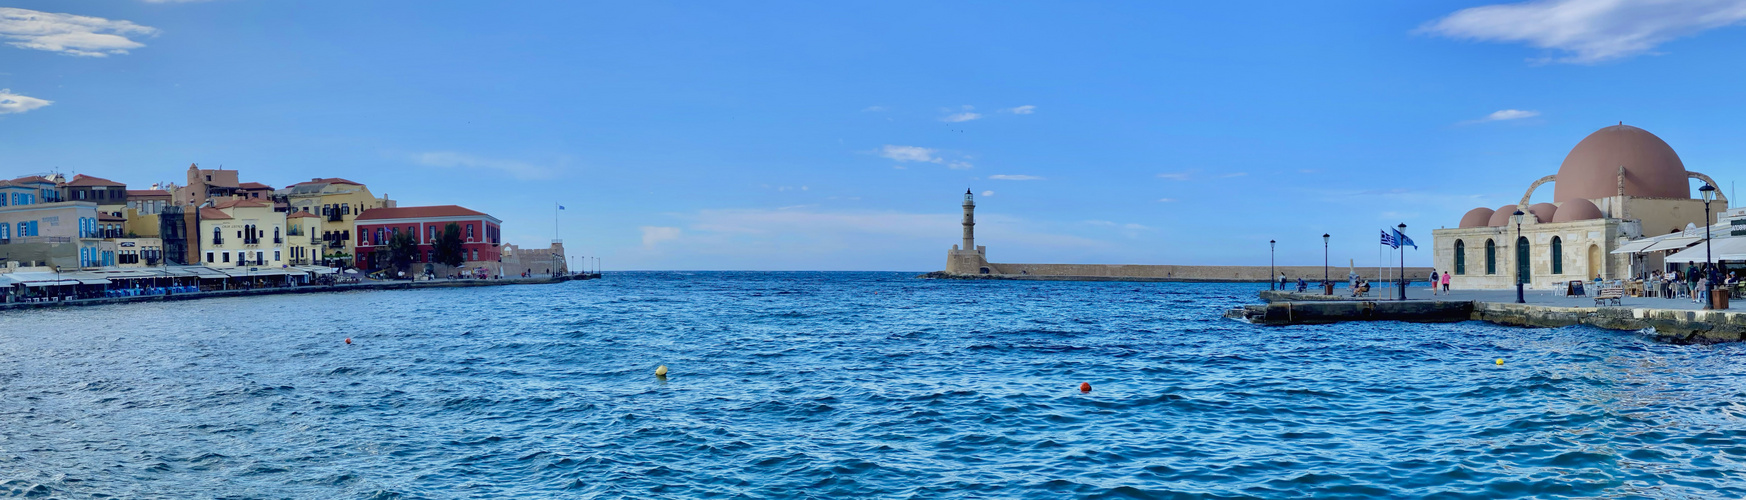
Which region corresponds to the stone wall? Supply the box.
[951,263,1431,282]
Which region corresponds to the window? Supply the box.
[222,252,230,263]
[471,249,478,260]
[467,224,475,240]
[1516,237,1531,284]
[256,251,264,263]
[26,221,36,236]
[1454,240,1465,275]
[1550,236,1563,274]
[274,250,281,261]
[207,252,214,263]
[1485,239,1496,275]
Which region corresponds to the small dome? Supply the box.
[1553,124,1689,202]
[1459,207,1495,228]
[1552,198,1604,222]
[1487,205,1520,227]
[1527,203,1558,223]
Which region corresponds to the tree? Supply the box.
[433,222,466,268]
[386,230,419,277]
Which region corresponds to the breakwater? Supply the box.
[1228,290,1746,343]
[927,265,1433,283]
[0,275,583,311]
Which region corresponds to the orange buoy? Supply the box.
[344,338,352,345]
[1079,382,1091,393]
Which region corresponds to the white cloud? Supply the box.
[1007,105,1036,114]
[981,190,994,197]
[862,105,886,112]
[1420,0,1746,63]
[0,89,51,114]
[946,160,974,170]
[412,151,560,180]
[1085,220,1115,226]
[0,8,159,57]
[942,112,981,122]
[1221,172,1249,178]
[1463,109,1543,124]
[1156,172,1193,181]
[879,145,938,163]
[641,226,681,247]
[989,174,1044,180]
[1157,198,1176,202]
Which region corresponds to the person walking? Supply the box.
[1441,270,1451,294]
[1429,270,1440,296]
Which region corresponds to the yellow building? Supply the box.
[285,209,323,266]
[196,198,287,268]
[281,178,394,268]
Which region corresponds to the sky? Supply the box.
[4,0,1746,271]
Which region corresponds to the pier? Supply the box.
[0,273,600,311]
[1226,287,1746,343]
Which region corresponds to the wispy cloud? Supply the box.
[1156,171,1194,181]
[1221,172,1249,178]
[862,105,886,112]
[989,174,1043,181]
[0,8,159,57]
[981,190,994,197]
[412,151,561,180]
[1007,105,1036,114]
[0,89,51,114]
[640,226,681,247]
[1462,109,1542,124]
[876,145,972,169]
[1419,0,1746,63]
[940,105,981,122]
[1157,198,1176,202]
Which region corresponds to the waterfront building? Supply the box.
[353,205,501,275]
[0,177,106,269]
[499,241,567,277]
[196,198,287,268]
[1431,124,1727,290]
[285,209,323,266]
[281,178,394,268]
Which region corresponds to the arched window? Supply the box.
[1485,239,1496,275]
[1550,236,1563,274]
[1454,240,1466,275]
[1516,236,1531,284]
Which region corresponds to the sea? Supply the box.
[1,271,1743,499]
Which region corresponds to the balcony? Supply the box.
[327,213,344,223]
[274,236,283,244]
[310,236,321,245]
[212,237,225,245]
[327,240,346,249]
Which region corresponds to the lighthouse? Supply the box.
[961,188,975,251]
[946,189,989,274]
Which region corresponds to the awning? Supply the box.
[1610,239,1660,254]
[1641,236,1701,253]
[76,278,112,285]
[20,280,79,287]
[1665,237,1746,263]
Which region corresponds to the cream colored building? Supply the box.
[280,178,394,267]
[285,210,323,266]
[1432,124,1727,290]
[196,198,288,268]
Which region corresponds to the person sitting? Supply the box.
[1296,278,1307,292]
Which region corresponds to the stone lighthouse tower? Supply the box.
[961,188,975,251]
[946,189,989,274]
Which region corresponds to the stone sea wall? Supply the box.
[1241,290,1746,343]
[944,264,1433,282]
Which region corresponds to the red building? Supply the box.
[354,205,502,274]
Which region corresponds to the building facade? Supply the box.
[1432,124,1727,290]
[196,198,288,268]
[353,205,501,274]
[281,177,394,268]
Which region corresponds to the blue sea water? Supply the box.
[2,271,1745,499]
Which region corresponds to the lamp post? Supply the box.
[1701,183,1717,309]
[1512,210,1526,304]
[1322,233,1330,294]
[1269,239,1276,290]
[1396,223,1407,301]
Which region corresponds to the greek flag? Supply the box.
[1380,229,1399,249]
[1394,228,1417,249]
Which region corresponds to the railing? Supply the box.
[213,237,224,245]
[328,213,344,222]
[310,236,321,245]
[327,240,345,249]
[273,237,282,244]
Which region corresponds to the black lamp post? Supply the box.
[1396,223,1407,300]
[1270,240,1277,290]
[1322,233,1330,294]
[1701,183,1717,308]
[1512,210,1526,304]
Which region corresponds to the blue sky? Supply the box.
[4,1,1746,270]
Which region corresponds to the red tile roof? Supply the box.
[239,182,273,190]
[9,176,54,185]
[212,198,272,209]
[356,205,488,221]
[98,213,126,222]
[291,177,363,187]
[127,189,172,198]
[288,211,320,219]
[199,207,232,220]
[63,174,125,187]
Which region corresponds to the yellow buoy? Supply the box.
[655,365,669,377]
[1495,358,1504,365]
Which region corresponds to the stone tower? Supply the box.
[961,188,975,251]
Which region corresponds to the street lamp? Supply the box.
[1512,210,1526,304]
[1396,223,1407,301]
[1270,239,1277,291]
[1701,183,1717,308]
[1322,233,1330,294]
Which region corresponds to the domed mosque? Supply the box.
[1432,124,1728,290]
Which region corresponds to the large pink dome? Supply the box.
[1526,203,1558,223]
[1459,207,1495,228]
[1553,124,1688,202]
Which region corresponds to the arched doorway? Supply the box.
[1588,245,1602,279]
[1454,240,1466,275]
[1516,236,1531,284]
